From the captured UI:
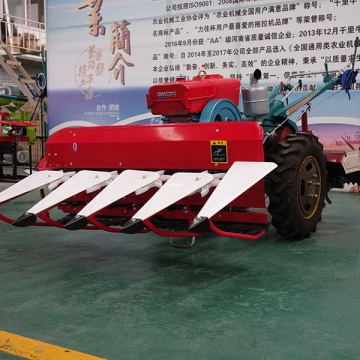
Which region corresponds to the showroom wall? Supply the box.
[46,0,360,152]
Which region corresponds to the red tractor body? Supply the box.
[146,74,240,121]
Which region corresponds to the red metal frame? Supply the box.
[209,221,266,240]
[39,122,264,171]
[0,135,33,142]
[0,122,271,239]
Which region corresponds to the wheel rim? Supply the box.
[297,155,321,219]
[272,126,293,152]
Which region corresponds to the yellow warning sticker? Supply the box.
[210,140,228,163]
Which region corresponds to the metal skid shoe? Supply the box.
[189,161,277,233]
[12,212,37,227]
[122,161,277,238]
[121,172,214,234]
[64,169,164,230]
[12,170,112,227]
[188,216,210,234]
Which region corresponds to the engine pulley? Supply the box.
[199,99,242,122]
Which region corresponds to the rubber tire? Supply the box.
[265,132,327,239]
[17,150,27,164]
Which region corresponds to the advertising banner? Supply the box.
[47,0,360,157]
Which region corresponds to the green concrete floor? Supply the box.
[0,181,360,360]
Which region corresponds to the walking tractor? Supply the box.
[0,41,360,246]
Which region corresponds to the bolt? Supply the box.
[119,162,123,166]
[216,129,219,132]
[215,163,219,167]
[70,162,73,166]
[54,153,57,156]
